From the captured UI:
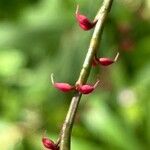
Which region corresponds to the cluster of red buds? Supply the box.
[50,52,119,95]
[49,5,120,95]
[42,136,59,150]
[47,4,120,96]
[75,5,97,31]
[75,4,120,67]
[51,74,100,95]
[43,4,120,149]
[92,52,119,66]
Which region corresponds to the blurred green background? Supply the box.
[0,0,150,150]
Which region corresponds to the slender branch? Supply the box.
[59,1,114,150]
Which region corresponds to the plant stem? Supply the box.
[59,1,113,150]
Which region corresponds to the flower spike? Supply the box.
[75,5,97,31]
[51,74,74,92]
[76,80,100,94]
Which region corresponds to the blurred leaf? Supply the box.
[0,121,22,150]
[0,49,25,77]
[82,95,144,150]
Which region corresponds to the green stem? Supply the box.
[59,0,113,150]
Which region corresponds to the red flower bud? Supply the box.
[54,83,74,92]
[93,52,119,66]
[75,5,97,31]
[99,53,119,66]
[42,137,57,150]
[51,74,74,92]
[76,80,100,94]
[77,85,94,94]
[99,58,114,66]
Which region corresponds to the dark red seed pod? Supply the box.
[99,58,114,66]
[99,52,119,66]
[76,5,97,31]
[77,84,94,94]
[42,137,57,150]
[54,83,74,92]
[51,74,74,92]
[77,80,100,94]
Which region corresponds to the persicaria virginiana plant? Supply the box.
[42,1,116,150]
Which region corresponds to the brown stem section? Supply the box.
[59,1,114,150]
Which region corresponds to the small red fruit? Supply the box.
[51,74,74,92]
[93,52,119,66]
[99,57,114,66]
[77,84,94,94]
[76,80,100,94]
[42,137,57,150]
[75,5,97,31]
[54,83,74,92]
[99,52,119,66]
